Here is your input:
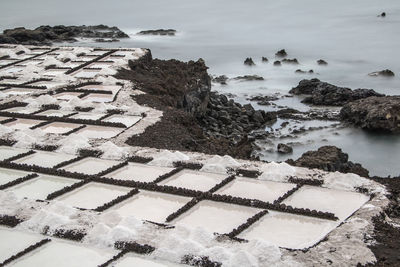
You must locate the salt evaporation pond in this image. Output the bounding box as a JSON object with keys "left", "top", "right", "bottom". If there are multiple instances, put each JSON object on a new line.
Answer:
{"left": 115, "top": 254, "right": 182, "bottom": 267}
{"left": 36, "top": 110, "right": 75, "bottom": 117}
{"left": 105, "top": 162, "right": 174, "bottom": 182}
{"left": 7, "top": 174, "right": 79, "bottom": 200}
{"left": 61, "top": 157, "right": 120, "bottom": 175}
{"left": 70, "top": 112, "right": 105, "bottom": 120}
{"left": 4, "top": 118, "right": 43, "bottom": 130}
{"left": 40, "top": 122, "right": 82, "bottom": 134}
{"left": 0, "top": 146, "right": 28, "bottom": 161}
{"left": 238, "top": 211, "right": 338, "bottom": 249}
{"left": 282, "top": 185, "right": 370, "bottom": 220}
{"left": 75, "top": 125, "right": 123, "bottom": 139}
{"left": 81, "top": 93, "right": 114, "bottom": 103}
{"left": 160, "top": 170, "right": 227, "bottom": 192}
{"left": 0, "top": 168, "right": 31, "bottom": 186}
{"left": 4, "top": 107, "right": 40, "bottom": 114}
{"left": 14, "top": 150, "right": 76, "bottom": 168}
{"left": 173, "top": 200, "right": 261, "bottom": 234}
{"left": 103, "top": 114, "right": 142, "bottom": 127}
{"left": 56, "top": 182, "right": 131, "bottom": 210}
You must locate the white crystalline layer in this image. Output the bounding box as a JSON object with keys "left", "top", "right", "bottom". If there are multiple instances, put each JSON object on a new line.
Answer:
{"left": 4, "top": 119, "right": 43, "bottom": 130}
{"left": 56, "top": 182, "right": 131, "bottom": 210}
{"left": 160, "top": 170, "right": 226, "bottom": 191}
{"left": 0, "top": 146, "right": 28, "bottom": 161}
{"left": 0, "top": 227, "right": 43, "bottom": 263}
{"left": 238, "top": 211, "right": 338, "bottom": 249}
{"left": 115, "top": 254, "right": 182, "bottom": 267}
{"left": 7, "top": 174, "right": 79, "bottom": 200}
{"left": 103, "top": 114, "right": 142, "bottom": 127}
{"left": 106, "top": 163, "right": 174, "bottom": 182}
{"left": 259, "top": 162, "right": 296, "bottom": 182}
{"left": 40, "top": 122, "right": 82, "bottom": 134}
{"left": 110, "top": 190, "right": 191, "bottom": 223}
{"left": 216, "top": 178, "right": 297, "bottom": 203}
{"left": 70, "top": 112, "right": 105, "bottom": 120}
{"left": 282, "top": 185, "right": 370, "bottom": 220}
{"left": 10, "top": 239, "right": 116, "bottom": 267}
{"left": 13, "top": 150, "right": 76, "bottom": 168}
{"left": 35, "top": 110, "right": 74, "bottom": 117}
{"left": 3, "top": 107, "right": 40, "bottom": 114}
{"left": 173, "top": 200, "right": 261, "bottom": 234}
{"left": 61, "top": 157, "right": 120, "bottom": 175}
{"left": 0, "top": 168, "right": 31, "bottom": 186}
{"left": 75, "top": 125, "right": 123, "bottom": 139}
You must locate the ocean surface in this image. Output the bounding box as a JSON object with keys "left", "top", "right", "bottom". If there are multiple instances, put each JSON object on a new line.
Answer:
{"left": 1, "top": 0, "right": 399, "bottom": 176}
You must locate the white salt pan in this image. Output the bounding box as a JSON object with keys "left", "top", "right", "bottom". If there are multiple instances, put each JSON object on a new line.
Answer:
{"left": 160, "top": 170, "right": 227, "bottom": 192}
{"left": 14, "top": 150, "right": 76, "bottom": 168}
{"left": 61, "top": 157, "right": 120, "bottom": 175}
{"left": 103, "top": 114, "right": 141, "bottom": 127}
{"left": 106, "top": 162, "right": 174, "bottom": 182}
{"left": 0, "top": 146, "right": 28, "bottom": 161}
{"left": 0, "top": 168, "right": 31, "bottom": 186}
{"left": 40, "top": 122, "right": 82, "bottom": 134}
{"left": 4, "top": 119, "right": 43, "bottom": 130}
{"left": 75, "top": 125, "right": 123, "bottom": 139}
{"left": 115, "top": 253, "right": 182, "bottom": 267}
{"left": 70, "top": 112, "right": 104, "bottom": 120}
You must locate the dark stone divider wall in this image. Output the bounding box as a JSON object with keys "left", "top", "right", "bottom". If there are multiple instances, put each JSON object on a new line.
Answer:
{"left": 0, "top": 238, "right": 51, "bottom": 266}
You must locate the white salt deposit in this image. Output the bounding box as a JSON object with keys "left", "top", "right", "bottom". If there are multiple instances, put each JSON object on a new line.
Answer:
{"left": 81, "top": 93, "right": 115, "bottom": 103}
{"left": 74, "top": 125, "right": 123, "bottom": 139}
{"left": 323, "top": 172, "right": 372, "bottom": 191}
{"left": 3, "top": 106, "right": 40, "bottom": 114}
{"left": 105, "top": 162, "right": 173, "bottom": 183}
{"left": 13, "top": 150, "right": 76, "bottom": 168}
{"left": 57, "top": 133, "right": 91, "bottom": 154}
{"left": 69, "top": 112, "right": 104, "bottom": 120}
{"left": 54, "top": 92, "right": 83, "bottom": 101}
{"left": 150, "top": 151, "right": 190, "bottom": 167}
{"left": 4, "top": 119, "right": 43, "bottom": 130}
{"left": 60, "top": 157, "right": 120, "bottom": 175}
{"left": 160, "top": 170, "right": 227, "bottom": 192}
{"left": 103, "top": 114, "right": 141, "bottom": 127}
{"left": 99, "top": 141, "right": 128, "bottom": 160}
{"left": 114, "top": 253, "right": 182, "bottom": 267}
{"left": 0, "top": 168, "right": 31, "bottom": 186}
{"left": 0, "top": 146, "right": 28, "bottom": 161}
{"left": 40, "top": 122, "right": 82, "bottom": 134}
{"left": 200, "top": 155, "right": 241, "bottom": 174}
{"left": 259, "top": 162, "right": 296, "bottom": 182}
{"left": 35, "top": 110, "right": 74, "bottom": 117}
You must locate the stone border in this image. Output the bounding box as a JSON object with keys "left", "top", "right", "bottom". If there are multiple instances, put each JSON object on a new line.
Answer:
{"left": 0, "top": 173, "right": 38, "bottom": 190}
{"left": 173, "top": 161, "right": 203, "bottom": 170}
{"left": 94, "top": 188, "right": 139, "bottom": 212}
{"left": 0, "top": 215, "right": 23, "bottom": 227}
{"left": 114, "top": 241, "right": 155, "bottom": 254}
{"left": 0, "top": 238, "right": 51, "bottom": 266}
{"left": 46, "top": 179, "right": 90, "bottom": 201}
{"left": 227, "top": 210, "right": 269, "bottom": 238}
{"left": 273, "top": 184, "right": 303, "bottom": 204}
{"left": 0, "top": 48, "right": 58, "bottom": 70}
{"left": 182, "top": 255, "right": 222, "bottom": 267}
{"left": 65, "top": 50, "right": 116, "bottom": 74}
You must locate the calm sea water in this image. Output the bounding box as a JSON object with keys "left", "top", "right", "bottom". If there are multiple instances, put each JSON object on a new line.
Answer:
{"left": 1, "top": 0, "right": 399, "bottom": 176}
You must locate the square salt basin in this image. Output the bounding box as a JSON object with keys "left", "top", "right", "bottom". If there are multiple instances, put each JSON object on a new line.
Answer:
{"left": 10, "top": 239, "right": 115, "bottom": 267}
{"left": 56, "top": 182, "right": 131, "bottom": 210}
{"left": 238, "top": 211, "right": 338, "bottom": 249}
{"left": 282, "top": 185, "right": 370, "bottom": 220}
{"left": 0, "top": 168, "right": 31, "bottom": 186}
{"left": 13, "top": 150, "right": 76, "bottom": 168}
{"left": 105, "top": 162, "right": 174, "bottom": 183}
{"left": 115, "top": 254, "right": 182, "bottom": 267}
{"left": 40, "top": 122, "right": 82, "bottom": 134}
{"left": 0, "top": 227, "right": 44, "bottom": 263}
{"left": 70, "top": 112, "right": 105, "bottom": 120}
{"left": 4, "top": 118, "right": 44, "bottom": 130}
{"left": 216, "top": 178, "right": 297, "bottom": 203}
{"left": 75, "top": 125, "right": 123, "bottom": 139}
{"left": 3, "top": 106, "right": 40, "bottom": 114}
{"left": 0, "top": 146, "right": 28, "bottom": 161}
{"left": 81, "top": 93, "right": 114, "bottom": 103}
{"left": 3, "top": 88, "right": 37, "bottom": 96}
{"left": 36, "top": 110, "right": 74, "bottom": 117}
{"left": 53, "top": 92, "right": 83, "bottom": 101}
{"left": 173, "top": 200, "right": 261, "bottom": 234}
{"left": 60, "top": 157, "right": 120, "bottom": 175}
{"left": 110, "top": 190, "right": 191, "bottom": 223}
{"left": 103, "top": 114, "right": 141, "bottom": 127}
{"left": 159, "top": 169, "right": 227, "bottom": 192}
{"left": 7, "top": 174, "right": 79, "bottom": 200}
{"left": 73, "top": 69, "right": 100, "bottom": 78}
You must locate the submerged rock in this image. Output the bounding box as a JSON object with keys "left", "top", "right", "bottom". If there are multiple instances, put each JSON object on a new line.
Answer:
{"left": 317, "top": 59, "right": 328, "bottom": 65}
{"left": 340, "top": 96, "right": 400, "bottom": 133}
{"left": 137, "top": 29, "right": 176, "bottom": 36}
{"left": 233, "top": 75, "right": 264, "bottom": 81}
{"left": 289, "top": 145, "right": 369, "bottom": 177}
{"left": 290, "top": 78, "right": 384, "bottom": 106}
{"left": 379, "top": 12, "right": 386, "bottom": 17}
{"left": 247, "top": 95, "right": 279, "bottom": 105}
{"left": 282, "top": 58, "right": 299, "bottom": 64}
{"left": 277, "top": 143, "right": 293, "bottom": 154}
{"left": 275, "top": 49, "right": 287, "bottom": 58}
{"left": 244, "top": 57, "right": 255, "bottom": 66}
{"left": 368, "top": 69, "right": 395, "bottom": 77}
{"left": 273, "top": 60, "right": 281, "bottom": 66}
{"left": 212, "top": 75, "right": 229, "bottom": 85}
{"left": 262, "top": 57, "right": 269, "bottom": 62}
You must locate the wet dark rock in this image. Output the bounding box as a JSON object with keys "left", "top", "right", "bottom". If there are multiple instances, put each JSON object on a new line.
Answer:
{"left": 137, "top": 29, "right": 176, "bottom": 36}
{"left": 296, "top": 69, "right": 314, "bottom": 74}
{"left": 277, "top": 143, "right": 293, "bottom": 154}
{"left": 0, "top": 25, "right": 129, "bottom": 45}
{"left": 94, "top": 38, "right": 119, "bottom": 43}
{"left": 244, "top": 57, "right": 255, "bottom": 66}
{"left": 340, "top": 96, "right": 400, "bottom": 133}
{"left": 379, "top": 12, "right": 386, "bottom": 17}
{"left": 290, "top": 78, "right": 384, "bottom": 106}
{"left": 282, "top": 58, "right": 299, "bottom": 64}
{"left": 290, "top": 145, "right": 370, "bottom": 177}
{"left": 247, "top": 95, "right": 279, "bottom": 105}
{"left": 368, "top": 69, "right": 395, "bottom": 77}
{"left": 275, "top": 49, "right": 287, "bottom": 57}
{"left": 212, "top": 75, "right": 229, "bottom": 85}
{"left": 273, "top": 60, "right": 281, "bottom": 66}
{"left": 317, "top": 59, "right": 328, "bottom": 65}
{"left": 233, "top": 75, "right": 264, "bottom": 81}
{"left": 262, "top": 57, "right": 269, "bottom": 62}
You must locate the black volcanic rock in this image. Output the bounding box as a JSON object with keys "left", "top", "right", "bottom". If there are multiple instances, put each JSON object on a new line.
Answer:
{"left": 137, "top": 29, "right": 176, "bottom": 36}
{"left": 368, "top": 69, "right": 395, "bottom": 77}
{"left": 233, "top": 75, "right": 264, "bottom": 81}
{"left": 275, "top": 49, "right": 287, "bottom": 57}
{"left": 277, "top": 143, "right": 293, "bottom": 154}
{"left": 273, "top": 61, "right": 281, "bottom": 66}
{"left": 262, "top": 57, "right": 269, "bottom": 62}
{"left": 244, "top": 58, "right": 255, "bottom": 66}
{"left": 290, "top": 78, "right": 384, "bottom": 106}
{"left": 317, "top": 59, "right": 328, "bottom": 65}
{"left": 282, "top": 58, "right": 299, "bottom": 64}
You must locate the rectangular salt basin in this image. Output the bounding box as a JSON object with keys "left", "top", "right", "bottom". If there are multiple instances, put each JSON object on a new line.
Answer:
{"left": 70, "top": 112, "right": 105, "bottom": 120}
{"left": 0, "top": 227, "right": 43, "bottom": 263}
{"left": 81, "top": 93, "right": 114, "bottom": 103}
{"left": 3, "top": 88, "right": 37, "bottom": 96}
{"left": 73, "top": 70, "right": 100, "bottom": 78}
{"left": 0, "top": 146, "right": 28, "bottom": 161}
{"left": 61, "top": 157, "right": 120, "bottom": 175}
{"left": 160, "top": 170, "right": 227, "bottom": 192}
{"left": 75, "top": 125, "right": 123, "bottom": 139}
{"left": 3, "top": 106, "right": 40, "bottom": 114}
{"left": 115, "top": 254, "right": 182, "bottom": 267}
{"left": 54, "top": 92, "right": 83, "bottom": 101}
{"left": 57, "top": 182, "right": 131, "bottom": 210}
{"left": 103, "top": 114, "right": 141, "bottom": 127}
{"left": 13, "top": 150, "right": 76, "bottom": 168}
{"left": 0, "top": 168, "right": 31, "bottom": 186}
{"left": 4, "top": 118, "right": 44, "bottom": 130}
{"left": 238, "top": 211, "right": 338, "bottom": 249}
{"left": 10, "top": 239, "right": 116, "bottom": 267}
{"left": 173, "top": 200, "right": 261, "bottom": 234}
{"left": 105, "top": 162, "right": 174, "bottom": 183}
{"left": 7, "top": 174, "right": 79, "bottom": 200}
{"left": 40, "top": 122, "right": 82, "bottom": 134}
{"left": 2, "top": 66, "right": 24, "bottom": 73}
{"left": 36, "top": 110, "right": 74, "bottom": 117}
{"left": 110, "top": 190, "right": 191, "bottom": 223}
{"left": 44, "top": 69, "right": 66, "bottom": 76}
{"left": 282, "top": 185, "right": 370, "bottom": 220}
{"left": 216, "top": 178, "right": 297, "bottom": 203}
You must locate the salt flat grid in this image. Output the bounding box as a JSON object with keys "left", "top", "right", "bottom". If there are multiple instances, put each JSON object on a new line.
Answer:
{"left": 0, "top": 45, "right": 372, "bottom": 265}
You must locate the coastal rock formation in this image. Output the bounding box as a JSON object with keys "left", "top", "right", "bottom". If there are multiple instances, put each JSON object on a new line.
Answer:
{"left": 282, "top": 58, "right": 299, "bottom": 64}
{"left": 273, "top": 61, "right": 281, "bottom": 66}
{"left": 247, "top": 95, "right": 279, "bottom": 105}
{"left": 277, "top": 143, "right": 293, "bottom": 154}
{"left": 288, "top": 145, "right": 369, "bottom": 177}
{"left": 212, "top": 75, "right": 229, "bottom": 85}
{"left": 290, "top": 78, "right": 384, "bottom": 106}
{"left": 317, "top": 59, "right": 328, "bottom": 65}
{"left": 137, "top": 29, "right": 176, "bottom": 36}
{"left": 233, "top": 75, "right": 264, "bottom": 81}
{"left": 0, "top": 25, "right": 129, "bottom": 45}
{"left": 262, "top": 57, "right": 269, "bottom": 62}
{"left": 340, "top": 96, "right": 400, "bottom": 133}
{"left": 244, "top": 58, "right": 255, "bottom": 66}
{"left": 368, "top": 69, "right": 395, "bottom": 77}
{"left": 275, "top": 49, "right": 287, "bottom": 57}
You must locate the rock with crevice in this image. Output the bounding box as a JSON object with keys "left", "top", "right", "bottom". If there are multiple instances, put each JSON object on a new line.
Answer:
{"left": 368, "top": 69, "right": 395, "bottom": 77}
